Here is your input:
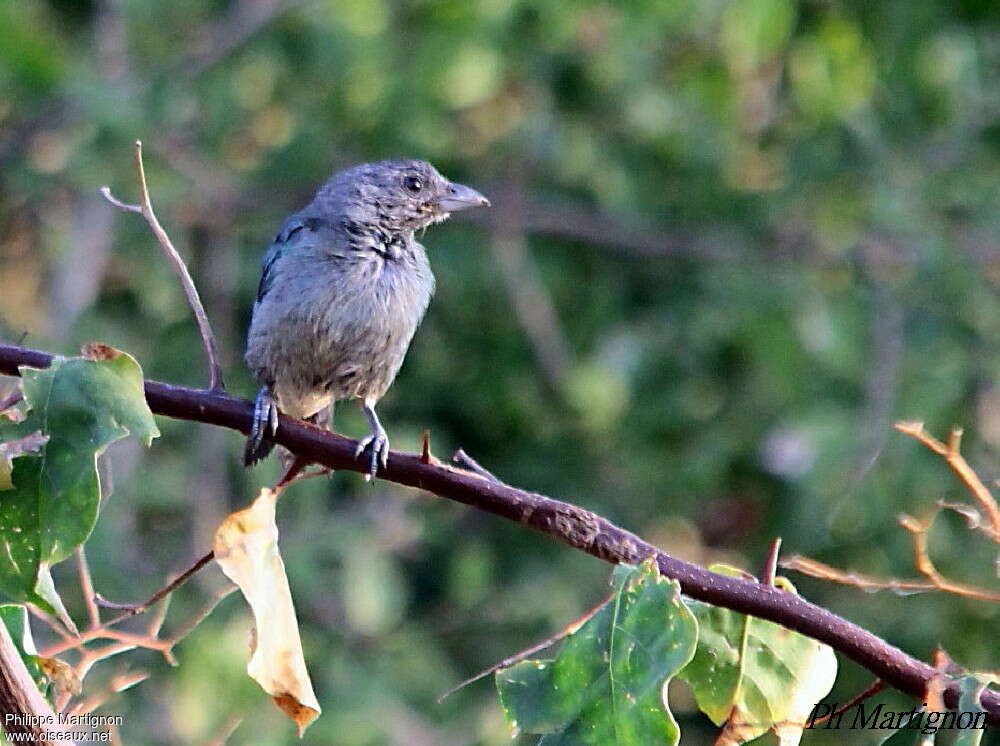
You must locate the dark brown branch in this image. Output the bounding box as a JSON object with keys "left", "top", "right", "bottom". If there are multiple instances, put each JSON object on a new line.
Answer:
{"left": 0, "top": 342, "right": 997, "bottom": 723}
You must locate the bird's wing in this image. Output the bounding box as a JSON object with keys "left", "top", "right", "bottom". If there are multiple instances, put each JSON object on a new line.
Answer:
{"left": 256, "top": 215, "right": 331, "bottom": 302}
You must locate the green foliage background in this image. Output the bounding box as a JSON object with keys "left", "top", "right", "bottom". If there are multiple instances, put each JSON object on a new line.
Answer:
{"left": 2, "top": 0, "right": 1000, "bottom": 743}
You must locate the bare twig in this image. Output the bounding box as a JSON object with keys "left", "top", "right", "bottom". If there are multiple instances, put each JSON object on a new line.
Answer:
{"left": 895, "top": 422, "right": 1000, "bottom": 540}
{"left": 177, "top": 0, "right": 302, "bottom": 79}
{"left": 1, "top": 342, "right": 998, "bottom": 723}
{"left": 488, "top": 175, "right": 572, "bottom": 393}
{"left": 898, "top": 513, "right": 1000, "bottom": 602}
{"left": 452, "top": 448, "right": 501, "bottom": 483}
{"left": 27, "top": 604, "right": 74, "bottom": 642}
{"left": 206, "top": 715, "right": 244, "bottom": 746}
{"left": 67, "top": 670, "right": 150, "bottom": 716}
{"left": 784, "top": 510, "right": 1000, "bottom": 603}
{"left": 0, "top": 389, "right": 23, "bottom": 413}
{"left": 76, "top": 547, "right": 101, "bottom": 629}
{"left": 101, "top": 141, "right": 224, "bottom": 391}
{"left": 808, "top": 679, "right": 886, "bottom": 727}
{"left": 781, "top": 555, "right": 937, "bottom": 595}
{"left": 96, "top": 550, "right": 216, "bottom": 620}
{"left": 40, "top": 549, "right": 226, "bottom": 670}
{"left": 438, "top": 591, "right": 614, "bottom": 703}
{"left": 786, "top": 424, "right": 1000, "bottom": 603}
{"left": 42, "top": 584, "right": 236, "bottom": 673}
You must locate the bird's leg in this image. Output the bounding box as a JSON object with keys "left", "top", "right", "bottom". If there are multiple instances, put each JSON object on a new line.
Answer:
{"left": 244, "top": 385, "right": 279, "bottom": 466}
{"left": 278, "top": 404, "right": 335, "bottom": 485}
{"left": 354, "top": 397, "right": 389, "bottom": 480}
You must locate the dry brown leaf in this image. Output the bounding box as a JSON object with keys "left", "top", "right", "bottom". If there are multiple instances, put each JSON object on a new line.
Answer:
{"left": 38, "top": 656, "right": 82, "bottom": 697}
{"left": 213, "top": 488, "right": 320, "bottom": 737}
{"left": 81, "top": 343, "right": 125, "bottom": 362}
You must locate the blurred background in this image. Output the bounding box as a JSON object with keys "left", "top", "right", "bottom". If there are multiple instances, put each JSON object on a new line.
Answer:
{"left": 2, "top": 0, "right": 1000, "bottom": 743}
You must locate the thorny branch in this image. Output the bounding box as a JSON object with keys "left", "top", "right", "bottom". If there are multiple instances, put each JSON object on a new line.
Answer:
{"left": 101, "top": 140, "right": 224, "bottom": 391}
{"left": 1, "top": 342, "right": 997, "bottom": 723}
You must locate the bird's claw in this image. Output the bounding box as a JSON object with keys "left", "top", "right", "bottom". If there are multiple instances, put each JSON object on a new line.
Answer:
{"left": 354, "top": 428, "right": 389, "bottom": 481}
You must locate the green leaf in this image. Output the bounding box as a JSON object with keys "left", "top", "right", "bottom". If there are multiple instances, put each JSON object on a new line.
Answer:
{"left": 0, "top": 430, "right": 48, "bottom": 491}
{"left": 953, "top": 674, "right": 993, "bottom": 746}
{"left": 0, "top": 347, "right": 158, "bottom": 615}
{"left": 496, "top": 560, "right": 698, "bottom": 745}
{"left": 678, "top": 564, "right": 838, "bottom": 745}
{"left": 0, "top": 604, "right": 48, "bottom": 695}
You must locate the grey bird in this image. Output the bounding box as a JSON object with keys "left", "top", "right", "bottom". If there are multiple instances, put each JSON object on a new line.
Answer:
{"left": 243, "top": 159, "right": 489, "bottom": 476}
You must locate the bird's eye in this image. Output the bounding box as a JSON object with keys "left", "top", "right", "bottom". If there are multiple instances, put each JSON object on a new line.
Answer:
{"left": 403, "top": 175, "right": 423, "bottom": 193}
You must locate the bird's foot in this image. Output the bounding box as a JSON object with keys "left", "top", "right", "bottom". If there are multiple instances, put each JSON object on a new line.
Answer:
{"left": 244, "top": 387, "right": 279, "bottom": 466}
{"left": 354, "top": 426, "right": 389, "bottom": 481}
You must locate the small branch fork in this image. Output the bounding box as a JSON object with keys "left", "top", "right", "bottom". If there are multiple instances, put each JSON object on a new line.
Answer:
{"left": 1, "top": 344, "right": 999, "bottom": 724}
{"left": 895, "top": 422, "right": 1000, "bottom": 538}
{"left": 783, "top": 422, "right": 1000, "bottom": 602}
{"left": 101, "top": 140, "right": 224, "bottom": 392}
{"left": 29, "top": 547, "right": 234, "bottom": 715}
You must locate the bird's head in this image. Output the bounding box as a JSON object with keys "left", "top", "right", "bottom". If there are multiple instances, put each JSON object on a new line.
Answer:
{"left": 326, "top": 159, "right": 490, "bottom": 236}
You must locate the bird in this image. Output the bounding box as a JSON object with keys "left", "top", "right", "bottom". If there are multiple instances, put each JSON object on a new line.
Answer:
{"left": 243, "top": 159, "right": 490, "bottom": 477}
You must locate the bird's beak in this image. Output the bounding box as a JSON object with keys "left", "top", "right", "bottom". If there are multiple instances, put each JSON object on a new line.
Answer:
{"left": 437, "top": 182, "right": 490, "bottom": 212}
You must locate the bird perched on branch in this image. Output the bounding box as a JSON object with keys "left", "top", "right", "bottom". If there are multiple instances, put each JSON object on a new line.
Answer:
{"left": 243, "top": 159, "right": 489, "bottom": 477}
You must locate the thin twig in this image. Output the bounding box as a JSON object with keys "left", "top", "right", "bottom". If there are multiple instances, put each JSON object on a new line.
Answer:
{"left": 489, "top": 171, "right": 572, "bottom": 393}
{"left": 784, "top": 514, "right": 1000, "bottom": 603}
{"left": 27, "top": 604, "right": 74, "bottom": 642}
{"left": 76, "top": 547, "right": 101, "bottom": 629}
{"left": 452, "top": 449, "right": 501, "bottom": 483}
{"left": 808, "top": 679, "right": 886, "bottom": 726}
{"left": 67, "top": 670, "right": 150, "bottom": 716}
{"left": 895, "top": 422, "right": 1000, "bottom": 540}
{"left": 206, "top": 715, "right": 244, "bottom": 746}
{"left": 97, "top": 550, "right": 216, "bottom": 620}
{"left": 898, "top": 513, "right": 1000, "bottom": 602}
{"left": 437, "top": 591, "right": 613, "bottom": 703}
{"left": 42, "top": 584, "right": 235, "bottom": 668}
{"left": 0, "top": 389, "right": 24, "bottom": 413}
{"left": 101, "top": 141, "right": 224, "bottom": 391}
{"left": 781, "top": 555, "right": 937, "bottom": 594}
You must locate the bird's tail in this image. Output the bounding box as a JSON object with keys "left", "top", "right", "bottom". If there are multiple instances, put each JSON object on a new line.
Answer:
{"left": 243, "top": 436, "right": 277, "bottom": 466}
{"left": 244, "top": 386, "right": 279, "bottom": 466}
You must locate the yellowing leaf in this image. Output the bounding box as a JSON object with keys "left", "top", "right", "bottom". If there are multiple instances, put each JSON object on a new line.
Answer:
{"left": 38, "top": 656, "right": 81, "bottom": 698}
{"left": 213, "top": 488, "right": 320, "bottom": 737}
{"left": 680, "top": 565, "right": 838, "bottom": 745}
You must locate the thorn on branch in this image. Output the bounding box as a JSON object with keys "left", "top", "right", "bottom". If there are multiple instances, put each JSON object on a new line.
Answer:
{"left": 452, "top": 448, "right": 501, "bottom": 483}
{"left": 762, "top": 537, "right": 782, "bottom": 587}
{"left": 101, "top": 140, "right": 225, "bottom": 392}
